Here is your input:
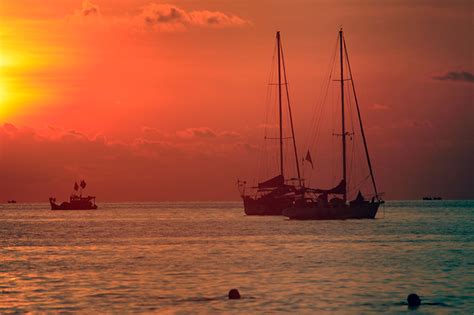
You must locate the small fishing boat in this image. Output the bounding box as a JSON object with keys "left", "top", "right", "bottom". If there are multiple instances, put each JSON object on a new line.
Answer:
{"left": 50, "top": 180, "right": 98, "bottom": 210}
{"left": 7, "top": 200, "right": 17, "bottom": 203}
{"left": 283, "top": 29, "right": 383, "bottom": 220}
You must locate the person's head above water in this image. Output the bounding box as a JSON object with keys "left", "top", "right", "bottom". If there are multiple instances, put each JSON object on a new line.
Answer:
{"left": 228, "top": 289, "right": 241, "bottom": 300}
{"left": 407, "top": 293, "right": 421, "bottom": 307}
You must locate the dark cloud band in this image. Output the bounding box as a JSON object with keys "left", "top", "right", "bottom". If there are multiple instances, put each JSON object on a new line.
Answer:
{"left": 433, "top": 71, "right": 474, "bottom": 83}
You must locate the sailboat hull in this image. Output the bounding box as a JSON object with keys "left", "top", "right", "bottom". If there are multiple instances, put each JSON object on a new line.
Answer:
{"left": 243, "top": 196, "right": 293, "bottom": 216}
{"left": 282, "top": 202, "right": 380, "bottom": 220}
{"left": 50, "top": 199, "right": 98, "bottom": 210}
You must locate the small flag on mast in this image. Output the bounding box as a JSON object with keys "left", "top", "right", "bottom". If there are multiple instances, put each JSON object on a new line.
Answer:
{"left": 304, "top": 150, "right": 314, "bottom": 169}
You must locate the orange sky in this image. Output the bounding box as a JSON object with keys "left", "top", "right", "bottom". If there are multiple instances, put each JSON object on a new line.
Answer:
{"left": 1, "top": 0, "right": 473, "bottom": 201}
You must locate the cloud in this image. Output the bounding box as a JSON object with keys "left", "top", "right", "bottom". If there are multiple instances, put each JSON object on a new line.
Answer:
{"left": 66, "top": 2, "right": 249, "bottom": 31}
{"left": 140, "top": 3, "right": 249, "bottom": 30}
{"left": 176, "top": 127, "right": 217, "bottom": 139}
{"left": 141, "top": 126, "right": 169, "bottom": 140}
{"left": 433, "top": 71, "right": 474, "bottom": 83}
{"left": 220, "top": 131, "right": 241, "bottom": 140}
{"left": 0, "top": 124, "right": 254, "bottom": 201}
{"left": 3, "top": 123, "right": 18, "bottom": 134}
{"left": 188, "top": 10, "right": 249, "bottom": 27}
{"left": 80, "top": 0, "right": 101, "bottom": 17}
{"left": 143, "top": 4, "right": 185, "bottom": 24}
{"left": 175, "top": 127, "right": 242, "bottom": 142}
{"left": 68, "top": 0, "right": 102, "bottom": 23}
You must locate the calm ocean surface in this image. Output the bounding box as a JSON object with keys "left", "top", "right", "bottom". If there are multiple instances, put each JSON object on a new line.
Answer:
{"left": 1, "top": 200, "right": 473, "bottom": 314}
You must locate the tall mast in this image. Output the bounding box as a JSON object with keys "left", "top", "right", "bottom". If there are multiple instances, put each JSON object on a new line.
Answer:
{"left": 343, "top": 37, "right": 379, "bottom": 199}
{"left": 339, "top": 28, "right": 347, "bottom": 202}
{"left": 277, "top": 31, "right": 284, "bottom": 177}
{"left": 280, "top": 39, "right": 302, "bottom": 184}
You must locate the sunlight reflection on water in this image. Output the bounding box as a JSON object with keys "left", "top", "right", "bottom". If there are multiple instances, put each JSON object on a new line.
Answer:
{"left": 1, "top": 201, "right": 473, "bottom": 313}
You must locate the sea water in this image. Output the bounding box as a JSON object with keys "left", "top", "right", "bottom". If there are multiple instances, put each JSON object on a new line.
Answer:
{"left": 1, "top": 201, "right": 473, "bottom": 314}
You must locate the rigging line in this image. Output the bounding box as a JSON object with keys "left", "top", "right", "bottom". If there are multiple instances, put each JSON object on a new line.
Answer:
{"left": 311, "top": 58, "right": 334, "bottom": 148}
{"left": 263, "top": 40, "right": 278, "bottom": 139}
{"left": 347, "top": 175, "right": 370, "bottom": 193}
{"left": 308, "top": 40, "right": 338, "bottom": 172}
{"left": 308, "top": 38, "right": 338, "bottom": 150}
{"left": 331, "top": 88, "right": 339, "bottom": 186}
{"left": 312, "top": 35, "right": 338, "bottom": 137}
{"left": 258, "top": 38, "right": 278, "bottom": 182}
{"left": 265, "top": 137, "right": 294, "bottom": 140}
{"left": 308, "top": 58, "right": 335, "bottom": 184}
{"left": 348, "top": 119, "right": 357, "bottom": 195}
{"left": 345, "top": 59, "right": 355, "bottom": 135}
{"left": 271, "top": 76, "right": 280, "bottom": 175}
{"left": 279, "top": 37, "right": 302, "bottom": 184}
{"left": 305, "top": 36, "right": 338, "bottom": 152}
{"left": 345, "top": 58, "right": 356, "bottom": 195}
{"left": 343, "top": 36, "right": 380, "bottom": 199}
{"left": 270, "top": 96, "right": 279, "bottom": 177}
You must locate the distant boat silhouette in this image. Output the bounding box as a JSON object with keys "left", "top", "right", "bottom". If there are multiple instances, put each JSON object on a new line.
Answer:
{"left": 423, "top": 196, "right": 442, "bottom": 200}
{"left": 7, "top": 200, "right": 17, "bottom": 203}
{"left": 238, "top": 31, "right": 303, "bottom": 215}
{"left": 50, "top": 180, "right": 98, "bottom": 210}
{"left": 283, "top": 29, "right": 383, "bottom": 220}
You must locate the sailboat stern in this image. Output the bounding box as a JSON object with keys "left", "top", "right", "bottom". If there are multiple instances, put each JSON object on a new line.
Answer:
{"left": 242, "top": 195, "right": 292, "bottom": 216}
{"left": 282, "top": 202, "right": 380, "bottom": 220}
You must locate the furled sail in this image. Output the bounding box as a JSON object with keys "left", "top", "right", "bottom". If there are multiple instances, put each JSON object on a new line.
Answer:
{"left": 258, "top": 175, "right": 285, "bottom": 189}
{"left": 311, "top": 179, "right": 346, "bottom": 194}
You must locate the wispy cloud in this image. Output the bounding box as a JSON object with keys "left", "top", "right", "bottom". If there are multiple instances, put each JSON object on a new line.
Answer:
{"left": 67, "top": 2, "right": 249, "bottom": 31}
{"left": 433, "top": 71, "right": 474, "bottom": 83}
{"left": 140, "top": 3, "right": 249, "bottom": 31}
{"left": 81, "top": 0, "right": 100, "bottom": 17}
{"left": 176, "top": 127, "right": 217, "bottom": 139}
{"left": 67, "top": 0, "right": 102, "bottom": 24}
{"left": 70, "top": 0, "right": 101, "bottom": 18}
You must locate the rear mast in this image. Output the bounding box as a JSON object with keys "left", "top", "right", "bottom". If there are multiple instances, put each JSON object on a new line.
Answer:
{"left": 277, "top": 31, "right": 284, "bottom": 177}
{"left": 339, "top": 28, "right": 347, "bottom": 202}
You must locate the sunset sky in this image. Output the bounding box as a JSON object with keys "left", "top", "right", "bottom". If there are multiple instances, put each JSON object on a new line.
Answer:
{"left": 1, "top": 0, "right": 472, "bottom": 201}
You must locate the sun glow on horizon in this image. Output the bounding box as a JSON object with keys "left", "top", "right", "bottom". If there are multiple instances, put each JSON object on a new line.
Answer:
{"left": 0, "top": 53, "right": 41, "bottom": 119}
{"left": 0, "top": 21, "right": 66, "bottom": 119}
{"left": 0, "top": 53, "right": 17, "bottom": 118}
